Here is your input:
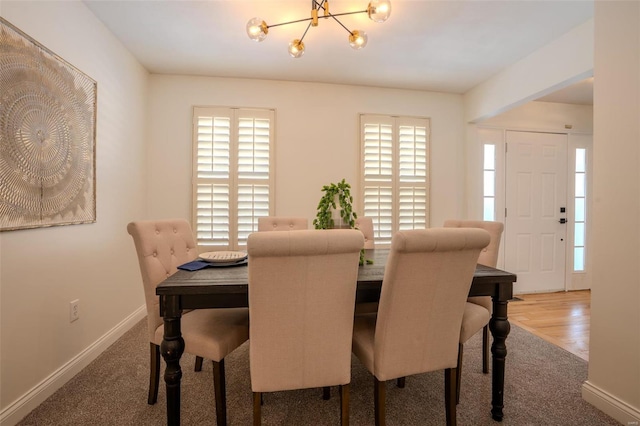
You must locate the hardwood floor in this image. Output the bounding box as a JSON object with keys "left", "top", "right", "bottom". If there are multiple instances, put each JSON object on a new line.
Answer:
{"left": 508, "top": 290, "right": 590, "bottom": 361}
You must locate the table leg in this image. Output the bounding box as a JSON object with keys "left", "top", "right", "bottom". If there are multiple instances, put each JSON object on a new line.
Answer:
{"left": 489, "top": 296, "right": 510, "bottom": 422}
{"left": 160, "top": 295, "right": 184, "bottom": 426}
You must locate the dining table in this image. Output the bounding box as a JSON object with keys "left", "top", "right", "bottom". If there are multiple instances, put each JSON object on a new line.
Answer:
{"left": 156, "top": 248, "right": 517, "bottom": 425}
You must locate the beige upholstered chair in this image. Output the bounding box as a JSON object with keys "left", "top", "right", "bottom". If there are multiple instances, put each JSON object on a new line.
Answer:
{"left": 352, "top": 228, "right": 490, "bottom": 426}
{"left": 443, "top": 219, "right": 504, "bottom": 403}
{"left": 354, "top": 216, "right": 377, "bottom": 315}
{"left": 127, "top": 219, "right": 249, "bottom": 426}
{"left": 355, "top": 216, "right": 375, "bottom": 249}
{"left": 247, "top": 229, "right": 364, "bottom": 426}
{"left": 257, "top": 216, "right": 308, "bottom": 231}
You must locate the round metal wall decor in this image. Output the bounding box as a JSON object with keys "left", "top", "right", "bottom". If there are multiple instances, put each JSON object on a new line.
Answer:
{"left": 0, "top": 17, "right": 96, "bottom": 231}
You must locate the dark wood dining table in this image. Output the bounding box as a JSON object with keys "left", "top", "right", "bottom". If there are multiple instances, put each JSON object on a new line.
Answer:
{"left": 156, "top": 248, "right": 517, "bottom": 425}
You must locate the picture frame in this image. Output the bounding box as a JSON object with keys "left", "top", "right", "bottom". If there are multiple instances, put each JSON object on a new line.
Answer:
{"left": 0, "top": 17, "right": 97, "bottom": 231}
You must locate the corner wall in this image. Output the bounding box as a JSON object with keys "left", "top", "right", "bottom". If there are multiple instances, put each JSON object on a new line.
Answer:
{"left": 0, "top": 2, "right": 149, "bottom": 424}
{"left": 464, "top": 19, "right": 593, "bottom": 123}
{"left": 583, "top": 2, "right": 640, "bottom": 423}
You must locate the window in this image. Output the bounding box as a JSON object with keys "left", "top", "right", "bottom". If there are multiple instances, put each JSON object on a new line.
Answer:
{"left": 192, "top": 107, "right": 274, "bottom": 250}
{"left": 574, "top": 148, "right": 587, "bottom": 272}
{"left": 360, "top": 114, "right": 430, "bottom": 246}
{"left": 483, "top": 144, "right": 496, "bottom": 220}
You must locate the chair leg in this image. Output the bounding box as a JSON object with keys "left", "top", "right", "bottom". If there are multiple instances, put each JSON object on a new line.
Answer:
{"left": 374, "top": 378, "right": 386, "bottom": 426}
{"left": 212, "top": 360, "right": 227, "bottom": 426}
{"left": 482, "top": 325, "right": 490, "bottom": 374}
{"left": 323, "top": 386, "right": 331, "bottom": 400}
{"left": 340, "top": 384, "right": 350, "bottom": 426}
{"left": 195, "top": 356, "right": 204, "bottom": 372}
{"left": 444, "top": 368, "right": 458, "bottom": 426}
{"left": 253, "top": 392, "right": 262, "bottom": 426}
{"left": 456, "top": 343, "right": 463, "bottom": 404}
{"left": 148, "top": 343, "right": 160, "bottom": 405}
{"left": 396, "top": 377, "right": 405, "bottom": 388}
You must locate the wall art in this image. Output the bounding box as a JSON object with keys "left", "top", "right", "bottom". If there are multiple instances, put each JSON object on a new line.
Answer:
{"left": 0, "top": 17, "right": 97, "bottom": 231}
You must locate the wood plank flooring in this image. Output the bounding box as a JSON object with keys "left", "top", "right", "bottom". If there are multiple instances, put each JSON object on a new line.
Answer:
{"left": 508, "top": 290, "right": 590, "bottom": 361}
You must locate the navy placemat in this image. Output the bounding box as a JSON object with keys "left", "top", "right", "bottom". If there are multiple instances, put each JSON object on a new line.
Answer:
{"left": 178, "top": 258, "right": 248, "bottom": 271}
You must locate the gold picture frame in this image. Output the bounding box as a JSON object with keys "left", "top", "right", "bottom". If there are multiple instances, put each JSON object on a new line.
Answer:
{"left": 0, "top": 17, "right": 97, "bottom": 231}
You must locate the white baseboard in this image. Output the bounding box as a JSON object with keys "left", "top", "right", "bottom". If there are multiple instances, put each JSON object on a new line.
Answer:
{"left": 0, "top": 306, "right": 146, "bottom": 426}
{"left": 582, "top": 380, "right": 640, "bottom": 424}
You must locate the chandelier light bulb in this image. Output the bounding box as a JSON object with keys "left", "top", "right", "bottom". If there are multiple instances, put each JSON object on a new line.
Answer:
{"left": 288, "top": 39, "right": 305, "bottom": 58}
{"left": 246, "top": 17, "right": 268, "bottom": 42}
{"left": 368, "top": 0, "right": 391, "bottom": 23}
{"left": 349, "top": 30, "right": 368, "bottom": 50}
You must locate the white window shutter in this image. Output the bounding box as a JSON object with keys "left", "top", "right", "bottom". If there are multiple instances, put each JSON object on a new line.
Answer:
{"left": 397, "top": 118, "right": 429, "bottom": 230}
{"left": 361, "top": 114, "right": 430, "bottom": 246}
{"left": 193, "top": 107, "right": 274, "bottom": 250}
{"left": 195, "top": 183, "right": 230, "bottom": 246}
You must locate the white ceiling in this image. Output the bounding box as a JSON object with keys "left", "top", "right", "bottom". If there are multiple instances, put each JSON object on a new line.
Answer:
{"left": 84, "top": 0, "right": 594, "bottom": 104}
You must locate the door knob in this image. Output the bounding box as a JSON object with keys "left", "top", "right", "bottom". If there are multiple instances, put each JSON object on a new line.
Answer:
{"left": 559, "top": 218, "right": 567, "bottom": 224}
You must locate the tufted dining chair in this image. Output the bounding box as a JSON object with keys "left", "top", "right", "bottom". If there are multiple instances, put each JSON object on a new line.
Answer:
{"left": 443, "top": 219, "right": 504, "bottom": 403}
{"left": 355, "top": 216, "right": 375, "bottom": 249}
{"left": 257, "top": 216, "right": 308, "bottom": 231}
{"left": 352, "top": 228, "right": 490, "bottom": 426}
{"left": 247, "top": 229, "right": 364, "bottom": 425}
{"left": 127, "top": 219, "right": 249, "bottom": 426}
{"left": 354, "top": 217, "right": 377, "bottom": 315}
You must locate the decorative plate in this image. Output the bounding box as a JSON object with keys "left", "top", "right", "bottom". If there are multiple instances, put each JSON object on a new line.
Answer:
{"left": 199, "top": 251, "right": 248, "bottom": 263}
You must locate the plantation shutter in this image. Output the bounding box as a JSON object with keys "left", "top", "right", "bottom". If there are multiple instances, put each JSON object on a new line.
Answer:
{"left": 236, "top": 113, "right": 271, "bottom": 246}
{"left": 193, "top": 107, "right": 274, "bottom": 249}
{"left": 360, "top": 114, "right": 429, "bottom": 246}
{"left": 398, "top": 117, "right": 429, "bottom": 231}
{"left": 362, "top": 115, "right": 394, "bottom": 245}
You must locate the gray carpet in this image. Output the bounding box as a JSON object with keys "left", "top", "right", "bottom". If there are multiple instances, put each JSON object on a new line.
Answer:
{"left": 18, "top": 319, "right": 619, "bottom": 425}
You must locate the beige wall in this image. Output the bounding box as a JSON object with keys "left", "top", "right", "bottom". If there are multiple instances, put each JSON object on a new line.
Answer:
{"left": 0, "top": 1, "right": 149, "bottom": 422}
{"left": 583, "top": 1, "right": 640, "bottom": 423}
{"left": 464, "top": 19, "right": 593, "bottom": 123}
{"left": 148, "top": 75, "right": 466, "bottom": 228}
{"left": 481, "top": 101, "right": 593, "bottom": 133}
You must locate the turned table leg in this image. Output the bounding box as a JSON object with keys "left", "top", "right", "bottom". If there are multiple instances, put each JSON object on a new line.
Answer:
{"left": 160, "top": 295, "right": 184, "bottom": 426}
{"left": 489, "top": 296, "right": 510, "bottom": 422}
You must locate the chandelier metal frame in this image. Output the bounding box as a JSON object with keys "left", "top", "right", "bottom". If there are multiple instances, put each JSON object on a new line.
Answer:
{"left": 246, "top": 0, "right": 391, "bottom": 58}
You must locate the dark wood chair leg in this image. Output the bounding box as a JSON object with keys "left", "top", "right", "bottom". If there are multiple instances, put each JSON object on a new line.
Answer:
{"left": 195, "top": 356, "right": 204, "bottom": 372}
{"left": 340, "top": 384, "right": 350, "bottom": 426}
{"left": 396, "top": 377, "right": 405, "bottom": 388}
{"left": 148, "top": 343, "right": 160, "bottom": 405}
{"left": 253, "top": 392, "right": 262, "bottom": 426}
{"left": 323, "top": 386, "right": 331, "bottom": 400}
{"left": 374, "top": 378, "right": 386, "bottom": 426}
{"left": 456, "top": 343, "right": 463, "bottom": 404}
{"left": 482, "top": 325, "right": 490, "bottom": 374}
{"left": 445, "top": 368, "right": 457, "bottom": 426}
{"left": 212, "top": 359, "right": 227, "bottom": 426}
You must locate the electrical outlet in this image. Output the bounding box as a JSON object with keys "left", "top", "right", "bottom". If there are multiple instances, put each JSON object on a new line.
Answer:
{"left": 70, "top": 299, "right": 80, "bottom": 322}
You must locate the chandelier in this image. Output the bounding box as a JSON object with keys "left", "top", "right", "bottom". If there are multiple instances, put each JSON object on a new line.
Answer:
{"left": 246, "top": 0, "right": 391, "bottom": 58}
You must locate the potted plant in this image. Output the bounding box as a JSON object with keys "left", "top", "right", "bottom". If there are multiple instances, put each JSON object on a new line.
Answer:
{"left": 313, "top": 178, "right": 357, "bottom": 230}
{"left": 313, "top": 179, "right": 372, "bottom": 264}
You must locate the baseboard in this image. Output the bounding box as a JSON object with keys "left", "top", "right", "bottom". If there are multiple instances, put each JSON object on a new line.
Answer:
{"left": 582, "top": 380, "right": 640, "bottom": 424}
{"left": 0, "top": 306, "right": 146, "bottom": 426}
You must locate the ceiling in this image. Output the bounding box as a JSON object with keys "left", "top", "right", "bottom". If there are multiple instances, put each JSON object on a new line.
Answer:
{"left": 84, "top": 0, "right": 594, "bottom": 104}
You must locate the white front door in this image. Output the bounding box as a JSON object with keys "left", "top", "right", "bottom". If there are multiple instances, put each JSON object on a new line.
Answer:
{"left": 505, "top": 131, "right": 568, "bottom": 293}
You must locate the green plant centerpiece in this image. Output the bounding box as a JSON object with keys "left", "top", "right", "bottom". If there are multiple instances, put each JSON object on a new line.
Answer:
{"left": 313, "top": 179, "right": 372, "bottom": 265}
